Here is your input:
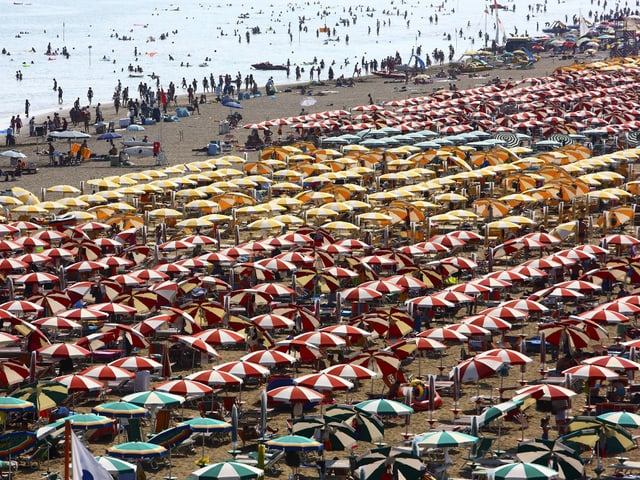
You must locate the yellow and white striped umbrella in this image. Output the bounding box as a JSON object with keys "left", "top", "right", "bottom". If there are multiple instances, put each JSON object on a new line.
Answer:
{"left": 148, "top": 208, "right": 183, "bottom": 219}
{"left": 176, "top": 217, "right": 214, "bottom": 228}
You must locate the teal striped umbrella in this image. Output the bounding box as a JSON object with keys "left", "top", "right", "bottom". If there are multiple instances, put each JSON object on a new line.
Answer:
{"left": 190, "top": 461, "right": 264, "bottom": 480}
{"left": 354, "top": 399, "right": 414, "bottom": 416}
{"left": 265, "top": 434, "right": 323, "bottom": 452}
{"left": 67, "top": 413, "right": 114, "bottom": 430}
{"left": 489, "top": 462, "right": 559, "bottom": 480}
{"left": 0, "top": 397, "right": 35, "bottom": 412}
{"left": 415, "top": 431, "right": 478, "bottom": 448}
{"left": 178, "top": 417, "right": 232, "bottom": 458}
{"left": 106, "top": 441, "right": 168, "bottom": 460}
{"left": 93, "top": 401, "right": 149, "bottom": 418}
{"left": 597, "top": 411, "right": 640, "bottom": 429}
{"left": 121, "top": 391, "right": 184, "bottom": 408}
{"left": 0, "top": 431, "right": 37, "bottom": 459}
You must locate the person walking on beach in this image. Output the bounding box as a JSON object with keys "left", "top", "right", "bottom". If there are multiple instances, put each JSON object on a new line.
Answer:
{"left": 57, "top": 86, "right": 63, "bottom": 104}
{"left": 24, "top": 99, "right": 30, "bottom": 117}
{"left": 87, "top": 87, "right": 93, "bottom": 105}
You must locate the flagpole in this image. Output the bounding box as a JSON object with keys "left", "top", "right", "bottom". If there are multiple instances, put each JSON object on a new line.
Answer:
{"left": 64, "top": 420, "right": 71, "bottom": 480}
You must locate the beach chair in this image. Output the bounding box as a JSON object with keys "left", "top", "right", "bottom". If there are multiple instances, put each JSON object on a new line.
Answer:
{"left": 154, "top": 409, "right": 171, "bottom": 433}
{"left": 263, "top": 449, "right": 285, "bottom": 476}
{"left": 464, "top": 437, "right": 498, "bottom": 468}
{"left": 125, "top": 418, "right": 143, "bottom": 442}
{"left": 18, "top": 444, "right": 49, "bottom": 469}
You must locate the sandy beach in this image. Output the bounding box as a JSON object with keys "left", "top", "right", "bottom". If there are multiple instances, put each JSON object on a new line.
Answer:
{"left": 2, "top": 47, "right": 638, "bottom": 480}
{"left": 2, "top": 53, "right": 585, "bottom": 196}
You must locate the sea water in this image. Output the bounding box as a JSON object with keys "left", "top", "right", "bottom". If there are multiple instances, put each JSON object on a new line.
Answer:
{"left": 0, "top": 0, "right": 607, "bottom": 128}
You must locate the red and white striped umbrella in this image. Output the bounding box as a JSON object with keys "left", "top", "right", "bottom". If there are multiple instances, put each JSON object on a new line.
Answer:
{"left": 158, "top": 240, "right": 196, "bottom": 251}
{"left": 109, "top": 274, "right": 144, "bottom": 287}
{"left": 583, "top": 355, "right": 640, "bottom": 371}
{"left": 483, "top": 270, "right": 527, "bottom": 283}
{"left": 181, "top": 234, "right": 218, "bottom": 246}
{"left": 446, "top": 282, "right": 491, "bottom": 295}
{"left": 319, "top": 325, "right": 371, "bottom": 339}
{"left": 294, "top": 372, "right": 353, "bottom": 391}
{"left": 152, "top": 263, "right": 190, "bottom": 276}
{"left": 514, "top": 384, "right": 578, "bottom": 401}
{"left": 432, "top": 291, "right": 474, "bottom": 304}
{"left": 185, "top": 369, "right": 243, "bottom": 387}
{"left": 479, "top": 348, "right": 532, "bottom": 366}
{"left": 508, "top": 265, "right": 548, "bottom": 279}
{"left": 478, "top": 306, "right": 528, "bottom": 320}
{"left": 444, "top": 323, "right": 490, "bottom": 337}
{"left": 93, "top": 238, "right": 125, "bottom": 249}
{"left": 575, "top": 309, "right": 629, "bottom": 324}
{"left": 554, "top": 248, "right": 596, "bottom": 261}
{"left": 473, "top": 277, "right": 513, "bottom": 289}
{"left": 385, "top": 275, "right": 428, "bottom": 290}
{"left": 31, "top": 230, "right": 66, "bottom": 242}
{"left": 214, "top": 360, "right": 270, "bottom": 379}
{"left": 155, "top": 379, "right": 213, "bottom": 397}
{"left": 254, "top": 258, "right": 297, "bottom": 272}
{"left": 595, "top": 300, "right": 640, "bottom": 315}
{"left": 248, "top": 282, "right": 296, "bottom": 296}
{"left": 14, "top": 272, "right": 59, "bottom": 285}
{"left": 240, "top": 349, "right": 297, "bottom": 367}
{"left": 14, "top": 236, "right": 49, "bottom": 249}
{"left": 360, "top": 255, "right": 397, "bottom": 267}
{"left": 0, "top": 331, "right": 20, "bottom": 346}
{"left": 79, "top": 365, "right": 135, "bottom": 382}
{"left": 453, "top": 355, "right": 504, "bottom": 383}
{"left": 521, "top": 232, "right": 562, "bottom": 245}
{"left": 562, "top": 364, "right": 619, "bottom": 381}
{"left": 418, "top": 327, "right": 467, "bottom": 343}
{"left": 408, "top": 337, "right": 447, "bottom": 352}
{"left": 172, "top": 335, "right": 220, "bottom": 358}
{"left": 340, "top": 287, "right": 383, "bottom": 302}
{"left": 41, "top": 247, "right": 75, "bottom": 260}
{"left": 267, "top": 385, "right": 324, "bottom": 404}
{"left": 109, "top": 356, "right": 163, "bottom": 372}
{"left": 321, "top": 363, "right": 378, "bottom": 380}
{"left": 37, "top": 343, "right": 91, "bottom": 359}
{"left": 335, "top": 239, "right": 370, "bottom": 250}
{"left": 89, "top": 302, "right": 138, "bottom": 316}
{"left": 55, "top": 374, "right": 104, "bottom": 393}
{"left": 197, "top": 252, "right": 235, "bottom": 264}
{"left": 32, "top": 316, "right": 82, "bottom": 330}
{"left": 275, "top": 252, "right": 315, "bottom": 266}
{"left": 0, "top": 360, "right": 29, "bottom": 387}
{"left": 461, "top": 314, "right": 512, "bottom": 332}
{"left": 499, "top": 299, "right": 548, "bottom": 313}
{"left": 250, "top": 314, "right": 295, "bottom": 330}
{"left": 292, "top": 331, "right": 346, "bottom": 348}
{"left": 65, "top": 261, "right": 106, "bottom": 273}
{"left": 601, "top": 234, "right": 640, "bottom": 246}
{"left": 441, "top": 256, "right": 478, "bottom": 271}
{"left": 555, "top": 280, "right": 602, "bottom": 293}
{"left": 324, "top": 267, "right": 359, "bottom": 279}
{"left": 573, "top": 244, "right": 608, "bottom": 256}
{"left": 543, "top": 287, "right": 585, "bottom": 299}
{"left": 0, "top": 258, "right": 28, "bottom": 271}
{"left": 407, "top": 295, "right": 454, "bottom": 308}
{"left": 193, "top": 328, "right": 245, "bottom": 346}
{"left": 59, "top": 307, "right": 109, "bottom": 322}
{"left": 359, "top": 280, "right": 404, "bottom": 295}
{"left": 175, "top": 258, "right": 211, "bottom": 270}
{"left": 129, "top": 269, "right": 169, "bottom": 282}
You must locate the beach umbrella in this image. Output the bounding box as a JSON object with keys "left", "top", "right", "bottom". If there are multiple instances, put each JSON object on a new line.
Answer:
{"left": 267, "top": 385, "right": 324, "bottom": 405}
{"left": 0, "top": 431, "right": 37, "bottom": 459}
{"left": 172, "top": 335, "right": 220, "bottom": 358}
{"left": 10, "top": 380, "right": 68, "bottom": 411}
{"left": 95, "top": 456, "right": 136, "bottom": 477}
{"left": 179, "top": 417, "right": 232, "bottom": 458}
{"left": 185, "top": 369, "right": 243, "bottom": 388}
{"left": 250, "top": 313, "right": 295, "bottom": 330}
{"left": 488, "top": 462, "right": 559, "bottom": 480}
{"left": 414, "top": 430, "right": 477, "bottom": 479}
{"left": 582, "top": 355, "right": 640, "bottom": 371}
{"left": 80, "top": 365, "right": 135, "bottom": 382}
{"left": 562, "top": 364, "right": 618, "bottom": 381}
{"left": 214, "top": 360, "right": 270, "bottom": 379}
{"left": 122, "top": 391, "right": 185, "bottom": 409}
{"left": 564, "top": 416, "right": 635, "bottom": 458}
{"left": 190, "top": 461, "right": 264, "bottom": 480}
{"left": 295, "top": 373, "right": 354, "bottom": 392}
{"left": 453, "top": 355, "right": 504, "bottom": 384}
{"left": 349, "top": 350, "right": 402, "bottom": 379}
{"left": 292, "top": 415, "right": 357, "bottom": 451}
{"left": 0, "top": 396, "right": 34, "bottom": 413}
{"left": 93, "top": 401, "right": 148, "bottom": 418}
{"left": 67, "top": 413, "right": 114, "bottom": 430}
{"left": 106, "top": 441, "right": 168, "bottom": 460}
{"left": 292, "top": 331, "right": 346, "bottom": 348}
{"left": 55, "top": 374, "right": 104, "bottom": 393}
{"left": 513, "top": 384, "right": 578, "bottom": 402}
{"left": 355, "top": 445, "right": 423, "bottom": 480}
{"left": 516, "top": 439, "right": 584, "bottom": 480}
{"left": 193, "top": 328, "right": 245, "bottom": 346}
{"left": 241, "top": 350, "right": 296, "bottom": 367}
{"left": 597, "top": 411, "right": 640, "bottom": 429}
{"left": 109, "top": 356, "right": 162, "bottom": 372}
{"left": 37, "top": 342, "right": 91, "bottom": 359}
{"left": 265, "top": 434, "right": 323, "bottom": 452}
{"left": 155, "top": 379, "right": 213, "bottom": 398}
{"left": 355, "top": 399, "right": 414, "bottom": 417}
{"left": 325, "top": 404, "right": 384, "bottom": 443}
{"left": 322, "top": 364, "right": 377, "bottom": 380}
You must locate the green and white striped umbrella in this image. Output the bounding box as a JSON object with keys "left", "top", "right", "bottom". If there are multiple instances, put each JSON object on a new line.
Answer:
{"left": 92, "top": 401, "right": 149, "bottom": 418}
{"left": 95, "top": 456, "right": 136, "bottom": 475}
{"left": 121, "top": 391, "right": 185, "bottom": 408}
{"left": 488, "top": 462, "right": 559, "bottom": 480}
{"left": 415, "top": 431, "right": 478, "bottom": 448}
{"left": 354, "top": 399, "right": 414, "bottom": 417}
{"left": 517, "top": 439, "right": 584, "bottom": 480}
{"left": 67, "top": 413, "right": 114, "bottom": 430}
{"left": 106, "top": 441, "right": 168, "bottom": 460}
{"left": 189, "top": 461, "right": 264, "bottom": 480}
{"left": 597, "top": 411, "right": 640, "bottom": 428}
{"left": 478, "top": 400, "right": 524, "bottom": 428}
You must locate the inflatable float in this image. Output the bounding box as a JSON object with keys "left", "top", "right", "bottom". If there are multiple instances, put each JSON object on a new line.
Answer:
{"left": 404, "top": 379, "right": 443, "bottom": 411}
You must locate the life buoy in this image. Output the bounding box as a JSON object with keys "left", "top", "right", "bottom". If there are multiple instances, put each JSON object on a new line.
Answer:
{"left": 153, "top": 141, "right": 161, "bottom": 155}
{"left": 410, "top": 379, "right": 428, "bottom": 402}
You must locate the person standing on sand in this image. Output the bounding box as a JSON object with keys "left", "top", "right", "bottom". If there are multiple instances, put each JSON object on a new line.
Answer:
{"left": 24, "top": 99, "right": 29, "bottom": 117}
{"left": 57, "top": 86, "right": 63, "bottom": 104}
{"left": 87, "top": 87, "right": 93, "bottom": 105}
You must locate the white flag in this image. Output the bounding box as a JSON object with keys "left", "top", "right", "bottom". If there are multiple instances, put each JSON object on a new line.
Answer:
{"left": 71, "top": 430, "right": 113, "bottom": 480}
